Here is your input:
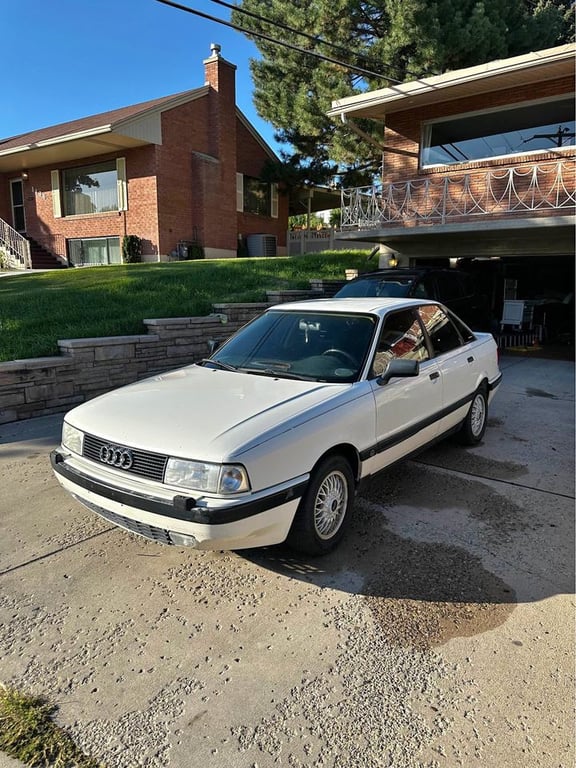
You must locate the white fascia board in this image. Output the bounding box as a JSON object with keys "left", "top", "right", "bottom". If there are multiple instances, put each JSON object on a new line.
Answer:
{"left": 0, "top": 87, "right": 211, "bottom": 158}
{"left": 0, "top": 143, "right": 32, "bottom": 157}
{"left": 328, "top": 43, "right": 576, "bottom": 117}
{"left": 0, "top": 126, "right": 114, "bottom": 156}
{"left": 37, "top": 125, "right": 114, "bottom": 146}
{"left": 112, "top": 86, "right": 209, "bottom": 133}
{"left": 112, "top": 86, "right": 210, "bottom": 145}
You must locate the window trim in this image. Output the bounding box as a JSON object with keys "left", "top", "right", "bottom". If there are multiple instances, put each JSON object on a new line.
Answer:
{"left": 236, "top": 173, "right": 244, "bottom": 212}
{"left": 67, "top": 236, "right": 121, "bottom": 266}
{"left": 51, "top": 157, "right": 127, "bottom": 218}
{"left": 238, "top": 173, "right": 278, "bottom": 218}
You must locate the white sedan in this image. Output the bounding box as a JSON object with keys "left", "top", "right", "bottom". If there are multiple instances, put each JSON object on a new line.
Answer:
{"left": 51, "top": 298, "right": 502, "bottom": 555}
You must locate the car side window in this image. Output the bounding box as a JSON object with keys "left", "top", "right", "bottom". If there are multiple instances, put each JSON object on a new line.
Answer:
{"left": 412, "top": 279, "right": 428, "bottom": 299}
{"left": 418, "top": 304, "right": 463, "bottom": 356}
{"left": 371, "top": 309, "right": 429, "bottom": 377}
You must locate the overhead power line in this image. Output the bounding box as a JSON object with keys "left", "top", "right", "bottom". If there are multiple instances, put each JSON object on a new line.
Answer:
{"left": 155, "top": 0, "right": 388, "bottom": 80}
{"left": 204, "top": 0, "right": 406, "bottom": 83}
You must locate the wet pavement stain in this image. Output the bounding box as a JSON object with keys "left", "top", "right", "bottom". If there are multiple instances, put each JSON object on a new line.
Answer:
{"left": 360, "top": 461, "right": 531, "bottom": 536}
{"left": 525, "top": 387, "right": 559, "bottom": 399}
{"left": 416, "top": 441, "right": 528, "bottom": 482}
{"left": 251, "top": 495, "right": 517, "bottom": 653}
{"left": 360, "top": 529, "right": 516, "bottom": 650}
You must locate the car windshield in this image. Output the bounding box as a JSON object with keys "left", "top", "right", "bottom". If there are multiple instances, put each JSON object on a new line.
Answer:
{"left": 208, "top": 310, "right": 377, "bottom": 383}
{"left": 337, "top": 277, "right": 413, "bottom": 298}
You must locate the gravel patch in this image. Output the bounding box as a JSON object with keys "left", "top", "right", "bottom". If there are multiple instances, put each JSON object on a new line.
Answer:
{"left": 231, "top": 595, "right": 463, "bottom": 768}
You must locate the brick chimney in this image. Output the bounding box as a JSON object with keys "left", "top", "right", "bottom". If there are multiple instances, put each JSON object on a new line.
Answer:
{"left": 202, "top": 43, "right": 238, "bottom": 256}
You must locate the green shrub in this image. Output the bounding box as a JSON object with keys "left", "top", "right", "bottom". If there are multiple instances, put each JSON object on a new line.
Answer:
{"left": 122, "top": 235, "right": 142, "bottom": 264}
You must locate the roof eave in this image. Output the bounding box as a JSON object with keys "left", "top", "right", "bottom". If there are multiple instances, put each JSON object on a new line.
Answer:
{"left": 328, "top": 43, "right": 576, "bottom": 120}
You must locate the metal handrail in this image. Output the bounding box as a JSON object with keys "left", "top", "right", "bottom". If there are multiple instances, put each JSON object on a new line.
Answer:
{"left": 340, "top": 159, "right": 576, "bottom": 229}
{"left": 0, "top": 218, "right": 31, "bottom": 269}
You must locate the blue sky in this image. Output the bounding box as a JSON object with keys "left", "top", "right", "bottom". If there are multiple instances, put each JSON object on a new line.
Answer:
{"left": 3, "top": 0, "right": 283, "bottom": 153}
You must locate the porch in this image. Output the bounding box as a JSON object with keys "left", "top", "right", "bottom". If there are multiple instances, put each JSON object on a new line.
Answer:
{"left": 339, "top": 159, "right": 575, "bottom": 234}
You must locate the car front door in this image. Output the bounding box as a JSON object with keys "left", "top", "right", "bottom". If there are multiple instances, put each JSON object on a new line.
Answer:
{"left": 368, "top": 308, "right": 443, "bottom": 474}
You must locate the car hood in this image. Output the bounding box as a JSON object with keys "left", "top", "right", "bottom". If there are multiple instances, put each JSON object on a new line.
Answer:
{"left": 66, "top": 364, "right": 354, "bottom": 461}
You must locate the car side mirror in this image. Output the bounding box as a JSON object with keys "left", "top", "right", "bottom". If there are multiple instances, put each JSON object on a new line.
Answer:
{"left": 377, "top": 358, "right": 420, "bottom": 386}
{"left": 208, "top": 339, "right": 221, "bottom": 354}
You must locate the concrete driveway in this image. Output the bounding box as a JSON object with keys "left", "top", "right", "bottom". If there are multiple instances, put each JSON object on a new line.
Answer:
{"left": 0, "top": 355, "right": 574, "bottom": 768}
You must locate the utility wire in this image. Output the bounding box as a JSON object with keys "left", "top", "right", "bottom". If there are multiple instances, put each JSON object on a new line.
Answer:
{"left": 205, "top": 0, "right": 406, "bottom": 83}
{"left": 156, "top": 0, "right": 388, "bottom": 80}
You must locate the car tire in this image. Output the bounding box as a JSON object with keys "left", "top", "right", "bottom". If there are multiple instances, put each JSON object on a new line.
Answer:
{"left": 458, "top": 386, "right": 488, "bottom": 445}
{"left": 287, "top": 456, "right": 355, "bottom": 556}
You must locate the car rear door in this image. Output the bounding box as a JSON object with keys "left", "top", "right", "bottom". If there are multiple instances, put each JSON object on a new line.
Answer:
{"left": 368, "top": 307, "right": 443, "bottom": 474}
{"left": 417, "top": 304, "right": 481, "bottom": 434}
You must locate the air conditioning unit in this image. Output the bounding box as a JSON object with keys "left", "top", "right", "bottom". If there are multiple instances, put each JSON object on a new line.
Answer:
{"left": 246, "top": 234, "right": 277, "bottom": 257}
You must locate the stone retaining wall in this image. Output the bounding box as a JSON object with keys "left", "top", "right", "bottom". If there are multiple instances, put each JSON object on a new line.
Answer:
{"left": 0, "top": 279, "right": 351, "bottom": 424}
{"left": 0, "top": 302, "right": 269, "bottom": 424}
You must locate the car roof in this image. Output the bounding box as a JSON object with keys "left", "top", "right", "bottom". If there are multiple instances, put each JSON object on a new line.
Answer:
{"left": 269, "top": 297, "right": 437, "bottom": 315}
{"left": 350, "top": 268, "right": 448, "bottom": 279}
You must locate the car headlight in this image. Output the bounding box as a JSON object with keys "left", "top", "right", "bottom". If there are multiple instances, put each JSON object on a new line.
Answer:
{"left": 62, "top": 422, "right": 84, "bottom": 455}
{"left": 164, "top": 458, "right": 250, "bottom": 494}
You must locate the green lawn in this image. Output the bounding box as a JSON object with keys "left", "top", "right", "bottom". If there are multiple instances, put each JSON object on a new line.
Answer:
{"left": 0, "top": 252, "right": 372, "bottom": 362}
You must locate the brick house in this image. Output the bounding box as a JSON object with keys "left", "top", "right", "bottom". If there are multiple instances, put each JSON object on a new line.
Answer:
{"left": 0, "top": 44, "right": 288, "bottom": 268}
{"left": 328, "top": 44, "right": 575, "bottom": 338}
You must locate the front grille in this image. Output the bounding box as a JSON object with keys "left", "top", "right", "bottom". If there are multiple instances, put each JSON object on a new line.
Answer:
{"left": 83, "top": 433, "right": 168, "bottom": 482}
{"left": 78, "top": 497, "right": 173, "bottom": 545}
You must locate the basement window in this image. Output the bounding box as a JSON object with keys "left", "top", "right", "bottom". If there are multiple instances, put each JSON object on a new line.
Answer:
{"left": 68, "top": 237, "right": 121, "bottom": 266}
{"left": 421, "top": 97, "right": 575, "bottom": 167}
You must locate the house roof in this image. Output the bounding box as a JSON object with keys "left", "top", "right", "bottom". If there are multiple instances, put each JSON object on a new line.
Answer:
{"left": 289, "top": 185, "right": 342, "bottom": 217}
{"left": 0, "top": 85, "right": 277, "bottom": 173}
{"left": 328, "top": 43, "right": 576, "bottom": 121}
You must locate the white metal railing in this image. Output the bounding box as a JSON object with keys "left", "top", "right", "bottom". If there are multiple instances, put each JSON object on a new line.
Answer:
{"left": 0, "top": 217, "right": 31, "bottom": 269}
{"left": 340, "top": 159, "right": 576, "bottom": 230}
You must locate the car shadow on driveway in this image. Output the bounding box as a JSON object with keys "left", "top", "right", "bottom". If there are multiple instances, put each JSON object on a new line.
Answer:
{"left": 242, "top": 452, "right": 573, "bottom": 650}
{"left": 244, "top": 528, "right": 517, "bottom": 651}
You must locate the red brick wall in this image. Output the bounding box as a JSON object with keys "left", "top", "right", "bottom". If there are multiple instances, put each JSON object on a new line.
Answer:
{"left": 0, "top": 148, "right": 160, "bottom": 259}
{"left": 155, "top": 55, "right": 241, "bottom": 257}
{"left": 383, "top": 77, "right": 575, "bottom": 181}
{"left": 236, "top": 119, "right": 287, "bottom": 248}
{"left": 0, "top": 178, "right": 10, "bottom": 224}
{"left": 202, "top": 55, "right": 238, "bottom": 255}
{"left": 1, "top": 53, "right": 288, "bottom": 262}
{"left": 155, "top": 97, "right": 211, "bottom": 257}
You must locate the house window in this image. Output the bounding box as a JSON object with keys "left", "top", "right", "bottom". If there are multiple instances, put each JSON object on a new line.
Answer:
{"left": 421, "top": 97, "right": 575, "bottom": 167}
{"left": 68, "top": 237, "right": 121, "bottom": 266}
{"left": 244, "top": 177, "right": 271, "bottom": 216}
{"left": 52, "top": 158, "right": 127, "bottom": 217}
{"left": 238, "top": 175, "right": 279, "bottom": 218}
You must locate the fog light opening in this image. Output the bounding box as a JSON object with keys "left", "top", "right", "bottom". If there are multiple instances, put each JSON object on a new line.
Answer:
{"left": 169, "top": 532, "right": 199, "bottom": 547}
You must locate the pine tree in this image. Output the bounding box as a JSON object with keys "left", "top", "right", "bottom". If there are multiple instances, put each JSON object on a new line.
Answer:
{"left": 232, "top": 0, "right": 574, "bottom": 184}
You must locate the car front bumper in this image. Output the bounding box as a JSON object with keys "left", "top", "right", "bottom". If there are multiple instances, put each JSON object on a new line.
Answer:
{"left": 51, "top": 450, "right": 307, "bottom": 550}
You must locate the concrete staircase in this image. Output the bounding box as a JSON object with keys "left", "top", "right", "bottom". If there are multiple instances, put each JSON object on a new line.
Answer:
{"left": 28, "top": 237, "right": 67, "bottom": 269}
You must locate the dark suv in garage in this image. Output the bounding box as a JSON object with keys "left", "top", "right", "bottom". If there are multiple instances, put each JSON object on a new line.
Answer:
{"left": 335, "top": 268, "right": 493, "bottom": 331}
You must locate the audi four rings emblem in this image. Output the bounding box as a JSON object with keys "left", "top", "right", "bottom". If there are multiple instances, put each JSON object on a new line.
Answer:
{"left": 99, "top": 444, "right": 134, "bottom": 469}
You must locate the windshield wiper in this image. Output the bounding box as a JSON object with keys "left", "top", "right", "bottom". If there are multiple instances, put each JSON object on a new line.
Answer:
{"left": 198, "top": 359, "right": 238, "bottom": 372}
{"left": 239, "top": 367, "right": 309, "bottom": 381}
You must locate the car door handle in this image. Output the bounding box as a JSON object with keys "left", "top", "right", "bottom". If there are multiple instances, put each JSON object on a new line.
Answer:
{"left": 467, "top": 356, "right": 475, "bottom": 363}
{"left": 429, "top": 371, "right": 440, "bottom": 380}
